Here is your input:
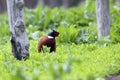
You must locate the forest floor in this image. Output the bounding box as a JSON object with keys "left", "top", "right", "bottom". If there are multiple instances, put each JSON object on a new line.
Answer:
{"left": 107, "top": 73, "right": 120, "bottom": 80}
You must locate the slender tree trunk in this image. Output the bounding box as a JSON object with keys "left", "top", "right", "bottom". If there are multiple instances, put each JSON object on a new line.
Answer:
{"left": 0, "top": 0, "right": 7, "bottom": 13}
{"left": 96, "top": 0, "right": 110, "bottom": 38}
{"left": 7, "top": 0, "right": 29, "bottom": 60}
{"left": 62, "top": 0, "right": 69, "bottom": 8}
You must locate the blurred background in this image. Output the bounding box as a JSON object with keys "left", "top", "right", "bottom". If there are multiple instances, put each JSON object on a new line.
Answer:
{"left": 0, "top": 0, "right": 120, "bottom": 13}
{"left": 1, "top": 0, "right": 120, "bottom": 44}
{"left": 0, "top": 0, "right": 84, "bottom": 13}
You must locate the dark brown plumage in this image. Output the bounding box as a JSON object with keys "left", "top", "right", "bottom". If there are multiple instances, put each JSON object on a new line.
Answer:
{"left": 38, "top": 30, "right": 59, "bottom": 53}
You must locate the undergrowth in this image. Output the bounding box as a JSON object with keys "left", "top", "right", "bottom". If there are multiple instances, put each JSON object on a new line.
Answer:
{"left": 0, "top": 41, "right": 120, "bottom": 80}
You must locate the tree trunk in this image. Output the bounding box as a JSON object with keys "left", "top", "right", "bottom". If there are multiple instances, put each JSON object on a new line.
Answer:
{"left": 96, "top": 0, "right": 110, "bottom": 38}
{"left": 7, "top": 0, "right": 29, "bottom": 60}
{"left": 62, "top": 0, "right": 69, "bottom": 8}
{"left": 0, "top": 0, "right": 7, "bottom": 13}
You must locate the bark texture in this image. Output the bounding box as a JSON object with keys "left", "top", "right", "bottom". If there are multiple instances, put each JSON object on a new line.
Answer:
{"left": 7, "top": 0, "right": 29, "bottom": 60}
{"left": 96, "top": 0, "right": 110, "bottom": 38}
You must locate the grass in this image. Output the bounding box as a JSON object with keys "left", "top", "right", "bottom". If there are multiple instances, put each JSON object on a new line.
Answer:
{"left": 0, "top": 40, "right": 120, "bottom": 80}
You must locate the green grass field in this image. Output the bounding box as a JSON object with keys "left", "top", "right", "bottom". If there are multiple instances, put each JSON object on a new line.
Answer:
{"left": 0, "top": 40, "right": 120, "bottom": 80}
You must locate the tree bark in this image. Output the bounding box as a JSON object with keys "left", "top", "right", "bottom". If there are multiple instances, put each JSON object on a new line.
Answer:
{"left": 7, "top": 0, "right": 29, "bottom": 60}
{"left": 96, "top": 0, "right": 110, "bottom": 38}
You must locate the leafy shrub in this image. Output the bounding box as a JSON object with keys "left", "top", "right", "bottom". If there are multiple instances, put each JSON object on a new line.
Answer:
{"left": 110, "top": 4, "right": 120, "bottom": 43}
{"left": 110, "top": 24, "right": 120, "bottom": 43}
{"left": 24, "top": 4, "right": 95, "bottom": 31}
{"left": 76, "top": 24, "right": 98, "bottom": 44}
{"left": 23, "top": 3, "right": 96, "bottom": 43}
{"left": 0, "top": 14, "right": 9, "bottom": 44}
{"left": 57, "top": 25, "right": 80, "bottom": 43}
{"left": 25, "top": 5, "right": 42, "bottom": 27}
{"left": 84, "top": 0, "right": 96, "bottom": 18}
